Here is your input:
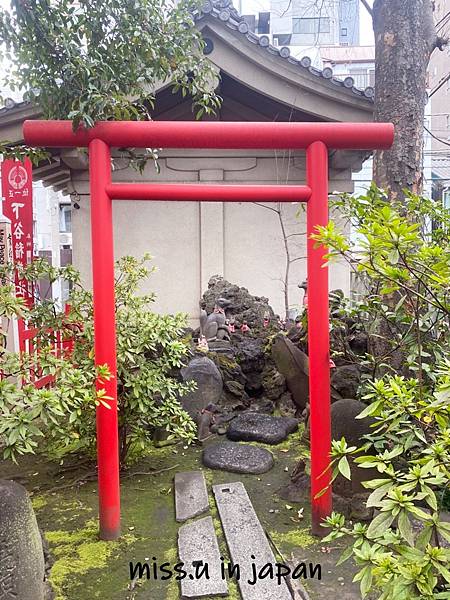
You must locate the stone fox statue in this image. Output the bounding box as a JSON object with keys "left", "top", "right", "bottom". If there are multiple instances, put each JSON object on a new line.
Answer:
{"left": 199, "top": 297, "right": 231, "bottom": 342}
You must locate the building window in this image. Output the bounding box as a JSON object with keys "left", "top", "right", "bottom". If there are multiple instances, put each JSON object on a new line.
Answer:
{"left": 257, "top": 12, "right": 270, "bottom": 34}
{"left": 292, "top": 17, "right": 331, "bottom": 35}
{"left": 444, "top": 188, "right": 450, "bottom": 209}
{"left": 341, "top": 27, "right": 348, "bottom": 36}
{"left": 59, "top": 204, "right": 72, "bottom": 233}
{"left": 273, "top": 33, "right": 292, "bottom": 46}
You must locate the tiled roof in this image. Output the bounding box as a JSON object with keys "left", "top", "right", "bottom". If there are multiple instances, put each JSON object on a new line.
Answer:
{"left": 0, "top": 0, "right": 374, "bottom": 116}
{"left": 195, "top": 0, "right": 374, "bottom": 101}
{"left": 0, "top": 99, "right": 31, "bottom": 115}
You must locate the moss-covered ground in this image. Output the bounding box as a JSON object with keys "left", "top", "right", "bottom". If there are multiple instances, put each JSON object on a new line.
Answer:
{"left": 0, "top": 427, "right": 350, "bottom": 600}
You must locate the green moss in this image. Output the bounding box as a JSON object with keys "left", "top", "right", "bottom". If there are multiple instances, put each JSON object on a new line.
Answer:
{"left": 46, "top": 519, "right": 135, "bottom": 600}
{"left": 163, "top": 547, "right": 179, "bottom": 600}
{"left": 212, "top": 353, "right": 239, "bottom": 370}
{"left": 269, "top": 528, "right": 315, "bottom": 551}
{"left": 31, "top": 494, "right": 47, "bottom": 511}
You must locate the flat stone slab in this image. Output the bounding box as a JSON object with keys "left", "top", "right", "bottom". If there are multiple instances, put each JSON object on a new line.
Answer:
{"left": 202, "top": 441, "right": 274, "bottom": 474}
{"left": 226, "top": 412, "right": 298, "bottom": 444}
{"left": 213, "top": 482, "right": 292, "bottom": 600}
{"left": 175, "top": 471, "right": 209, "bottom": 522}
{"left": 178, "top": 516, "right": 228, "bottom": 598}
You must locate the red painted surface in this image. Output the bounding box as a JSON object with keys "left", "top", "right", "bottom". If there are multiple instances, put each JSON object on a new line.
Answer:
{"left": 1, "top": 158, "right": 34, "bottom": 304}
{"left": 106, "top": 183, "right": 311, "bottom": 203}
{"left": 89, "top": 139, "right": 121, "bottom": 541}
{"left": 306, "top": 141, "right": 332, "bottom": 534}
{"left": 23, "top": 119, "right": 394, "bottom": 540}
{"left": 23, "top": 120, "right": 394, "bottom": 151}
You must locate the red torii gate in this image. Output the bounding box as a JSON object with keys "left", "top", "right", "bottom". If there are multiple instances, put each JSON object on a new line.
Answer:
{"left": 24, "top": 120, "right": 394, "bottom": 540}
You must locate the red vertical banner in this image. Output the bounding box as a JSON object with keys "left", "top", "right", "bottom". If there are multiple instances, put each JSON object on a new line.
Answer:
{"left": 1, "top": 158, "right": 34, "bottom": 304}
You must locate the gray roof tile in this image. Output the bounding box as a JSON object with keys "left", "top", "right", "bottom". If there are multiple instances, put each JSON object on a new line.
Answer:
{"left": 195, "top": 0, "right": 374, "bottom": 103}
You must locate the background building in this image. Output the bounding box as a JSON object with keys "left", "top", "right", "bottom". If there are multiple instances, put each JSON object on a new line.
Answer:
{"left": 428, "top": 0, "right": 450, "bottom": 207}
{"left": 242, "top": 0, "right": 359, "bottom": 55}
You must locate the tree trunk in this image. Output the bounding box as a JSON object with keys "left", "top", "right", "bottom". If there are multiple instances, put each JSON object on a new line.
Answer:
{"left": 372, "top": 0, "right": 440, "bottom": 200}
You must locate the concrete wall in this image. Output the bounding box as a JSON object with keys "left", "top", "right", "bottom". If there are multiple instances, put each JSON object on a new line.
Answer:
{"left": 71, "top": 148, "right": 353, "bottom": 325}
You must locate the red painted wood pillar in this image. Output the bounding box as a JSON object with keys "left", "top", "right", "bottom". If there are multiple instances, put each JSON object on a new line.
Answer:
{"left": 89, "top": 138, "right": 121, "bottom": 540}
{"left": 306, "top": 140, "right": 332, "bottom": 535}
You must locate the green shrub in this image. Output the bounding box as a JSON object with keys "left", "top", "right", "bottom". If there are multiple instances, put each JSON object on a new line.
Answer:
{"left": 314, "top": 187, "right": 450, "bottom": 599}
{"left": 0, "top": 255, "right": 196, "bottom": 466}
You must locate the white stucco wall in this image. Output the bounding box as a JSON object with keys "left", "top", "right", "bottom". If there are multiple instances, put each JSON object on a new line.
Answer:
{"left": 71, "top": 148, "right": 353, "bottom": 325}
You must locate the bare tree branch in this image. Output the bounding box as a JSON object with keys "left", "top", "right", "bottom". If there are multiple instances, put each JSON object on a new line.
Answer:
{"left": 286, "top": 232, "right": 307, "bottom": 238}
{"left": 253, "top": 202, "right": 280, "bottom": 214}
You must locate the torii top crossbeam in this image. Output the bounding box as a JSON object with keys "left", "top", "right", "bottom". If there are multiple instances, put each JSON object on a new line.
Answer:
{"left": 23, "top": 120, "right": 393, "bottom": 150}
{"left": 24, "top": 119, "right": 394, "bottom": 542}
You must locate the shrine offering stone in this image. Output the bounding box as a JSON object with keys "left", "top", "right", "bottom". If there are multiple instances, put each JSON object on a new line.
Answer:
{"left": 271, "top": 335, "right": 309, "bottom": 411}
{"left": 202, "top": 441, "right": 274, "bottom": 474}
{"left": 0, "top": 479, "right": 45, "bottom": 600}
{"left": 331, "top": 364, "right": 361, "bottom": 399}
{"left": 180, "top": 356, "right": 223, "bottom": 418}
{"left": 226, "top": 412, "right": 298, "bottom": 444}
{"left": 331, "top": 399, "right": 376, "bottom": 497}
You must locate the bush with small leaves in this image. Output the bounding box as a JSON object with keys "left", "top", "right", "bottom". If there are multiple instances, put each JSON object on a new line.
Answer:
{"left": 313, "top": 187, "right": 450, "bottom": 599}
{"left": 0, "top": 255, "right": 196, "bottom": 466}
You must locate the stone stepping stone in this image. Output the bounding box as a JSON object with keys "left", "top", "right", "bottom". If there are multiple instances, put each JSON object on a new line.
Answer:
{"left": 202, "top": 441, "right": 274, "bottom": 474}
{"left": 226, "top": 411, "right": 298, "bottom": 444}
{"left": 178, "top": 515, "right": 228, "bottom": 598}
{"left": 213, "top": 482, "right": 292, "bottom": 600}
{"left": 0, "top": 480, "right": 46, "bottom": 600}
{"left": 175, "top": 471, "right": 209, "bottom": 522}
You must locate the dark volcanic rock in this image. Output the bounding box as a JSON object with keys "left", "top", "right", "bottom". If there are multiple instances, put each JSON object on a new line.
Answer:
{"left": 181, "top": 356, "right": 223, "bottom": 419}
{"left": 331, "top": 364, "right": 361, "bottom": 399}
{"left": 235, "top": 338, "right": 265, "bottom": 374}
{"left": 202, "top": 441, "right": 274, "bottom": 474}
{"left": 226, "top": 412, "right": 298, "bottom": 444}
{"left": 331, "top": 399, "right": 376, "bottom": 498}
{"left": 262, "top": 365, "right": 287, "bottom": 401}
{"left": 248, "top": 397, "right": 275, "bottom": 414}
{"left": 201, "top": 275, "right": 275, "bottom": 329}
{"left": 349, "top": 333, "right": 369, "bottom": 356}
{"left": 0, "top": 480, "right": 46, "bottom": 600}
{"left": 278, "top": 391, "right": 297, "bottom": 417}
{"left": 271, "top": 334, "right": 309, "bottom": 411}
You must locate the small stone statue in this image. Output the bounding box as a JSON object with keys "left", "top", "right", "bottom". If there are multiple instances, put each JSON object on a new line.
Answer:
{"left": 263, "top": 311, "right": 270, "bottom": 328}
{"left": 199, "top": 297, "right": 231, "bottom": 342}
{"left": 228, "top": 317, "right": 236, "bottom": 333}
{"left": 199, "top": 297, "right": 234, "bottom": 355}
{"left": 240, "top": 320, "right": 249, "bottom": 333}
{"left": 299, "top": 280, "right": 308, "bottom": 307}
{"left": 197, "top": 335, "right": 209, "bottom": 352}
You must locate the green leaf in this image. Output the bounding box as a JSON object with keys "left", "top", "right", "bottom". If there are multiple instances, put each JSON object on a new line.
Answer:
{"left": 360, "top": 566, "right": 373, "bottom": 598}
{"left": 366, "top": 482, "right": 392, "bottom": 508}
{"left": 336, "top": 544, "right": 354, "bottom": 566}
{"left": 366, "top": 510, "right": 395, "bottom": 539}
{"left": 397, "top": 511, "right": 414, "bottom": 546}
{"left": 338, "top": 456, "right": 351, "bottom": 480}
